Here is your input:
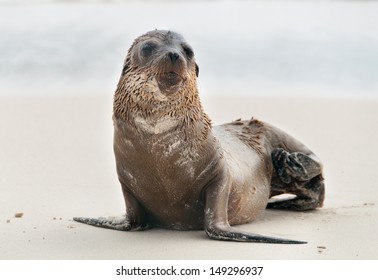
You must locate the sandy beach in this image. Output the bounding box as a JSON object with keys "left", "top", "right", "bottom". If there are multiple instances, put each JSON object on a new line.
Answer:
{"left": 1, "top": 94, "right": 377, "bottom": 260}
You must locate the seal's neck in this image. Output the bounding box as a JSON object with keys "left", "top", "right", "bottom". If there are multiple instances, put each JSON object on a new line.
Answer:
{"left": 113, "top": 71, "right": 212, "bottom": 140}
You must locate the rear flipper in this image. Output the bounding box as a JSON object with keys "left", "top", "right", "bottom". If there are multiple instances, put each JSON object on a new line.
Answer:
{"left": 272, "top": 148, "right": 322, "bottom": 183}
{"left": 270, "top": 148, "right": 324, "bottom": 211}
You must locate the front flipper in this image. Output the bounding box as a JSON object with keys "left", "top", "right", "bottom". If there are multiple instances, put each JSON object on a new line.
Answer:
{"left": 204, "top": 162, "right": 306, "bottom": 244}
{"left": 74, "top": 188, "right": 148, "bottom": 231}
{"left": 205, "top": 224, "right": 305, "bottom": 244}
{"left": 73, "top": 215, "right": 149, "bottom": 231}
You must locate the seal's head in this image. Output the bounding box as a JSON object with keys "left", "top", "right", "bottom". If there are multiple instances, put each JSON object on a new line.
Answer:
{"left": 114, "top": 30, "right": 208, "bottom": 127}
{"left": 121, "top": 30, "right": 199, "bottom": 96}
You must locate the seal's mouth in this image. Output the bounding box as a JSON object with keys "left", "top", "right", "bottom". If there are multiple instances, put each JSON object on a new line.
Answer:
{"left": 158, "top": 71, "right": 182, "bottom": 84}
{"left": 156, "top": 71, "right": 184, "bottom": 95}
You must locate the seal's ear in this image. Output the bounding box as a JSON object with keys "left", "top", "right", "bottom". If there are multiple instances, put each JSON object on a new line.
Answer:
{"left": 195, "top": 63, "right": 199, "bottom": 77}
{"left": 121, "top": 60, "right": 130, "bottom": 76}
{"left": 121, "top": 56, "right": 132, "bottom": 76}
{"left": 121, "top": 64, "right": 128, "bottom": 76}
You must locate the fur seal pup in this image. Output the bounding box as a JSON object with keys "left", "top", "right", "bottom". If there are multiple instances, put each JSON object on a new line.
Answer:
{"left": 74, "top": 30, "right": 324, "bottom": 244}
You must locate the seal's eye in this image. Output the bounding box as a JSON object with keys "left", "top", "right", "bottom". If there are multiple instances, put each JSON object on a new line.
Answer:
{"left": 182, "top": 45, "right": 194, "bottom": 59}
{"left": 141, "top": 41, "right": 157, "bottom": 57}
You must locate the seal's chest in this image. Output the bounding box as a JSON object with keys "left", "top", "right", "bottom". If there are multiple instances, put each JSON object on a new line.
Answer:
{"left": 131, "top": 115, "right": 201, "bottom": 178}
{"left": 134, "top": 115, "right": 179, "bottom": 135}
{"left": 114, "top": 116, "right": 211, "bottom": 228}
{"left": 150, "top": 136, "right": 202, "bottom": 181}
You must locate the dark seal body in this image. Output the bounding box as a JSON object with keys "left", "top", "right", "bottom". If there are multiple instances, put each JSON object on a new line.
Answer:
{"left": 74, "top": 30, "right": 325, "bottom": 243}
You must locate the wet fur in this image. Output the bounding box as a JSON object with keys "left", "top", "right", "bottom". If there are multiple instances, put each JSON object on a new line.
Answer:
{"left": 74, "top": 30, "right": 325, "bottom": 244}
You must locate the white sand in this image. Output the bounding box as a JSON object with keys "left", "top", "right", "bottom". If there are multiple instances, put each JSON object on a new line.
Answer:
{"left": 1, "top": 94, "right": 377, "bottom": 260}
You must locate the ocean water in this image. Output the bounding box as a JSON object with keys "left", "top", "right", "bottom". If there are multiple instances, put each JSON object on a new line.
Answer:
{"left": 0, "top": 0, "right": 377, "bottom": 99}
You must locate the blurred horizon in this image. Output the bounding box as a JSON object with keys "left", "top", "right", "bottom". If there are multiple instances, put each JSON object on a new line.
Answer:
{"left": 1, "top": 0, "right": 377, "bottom": 99}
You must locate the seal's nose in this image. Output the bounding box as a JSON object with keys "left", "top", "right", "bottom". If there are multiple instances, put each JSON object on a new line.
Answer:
{"left": 168, "top": 52, "right": 180, "bottom": 63}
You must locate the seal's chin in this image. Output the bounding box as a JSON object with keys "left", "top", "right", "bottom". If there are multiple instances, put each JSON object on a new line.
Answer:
{"left": 156, "top": 72, "right": 184, "bottom": 95}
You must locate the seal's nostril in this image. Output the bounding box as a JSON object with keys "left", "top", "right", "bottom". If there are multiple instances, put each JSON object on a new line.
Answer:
{"left": 168, "top": 52, "right": 180, "bottom": 63}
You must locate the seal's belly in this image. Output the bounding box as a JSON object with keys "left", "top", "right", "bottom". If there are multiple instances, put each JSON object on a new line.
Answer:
{"left": 114, "top": 119, "right": 272, "bottom": 229}
{"left": 213, "top": 124, "right": 272, "bottom": 225}
{"left": 118, "top": 152, "right": 207, "bottom": 229}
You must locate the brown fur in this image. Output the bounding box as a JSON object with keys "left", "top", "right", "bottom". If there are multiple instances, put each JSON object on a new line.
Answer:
{"left": 113, "top": 33, "right": 211, "bottom": 142}
{"left": 74, "top": 30, "right": 325, "bottom": 244}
